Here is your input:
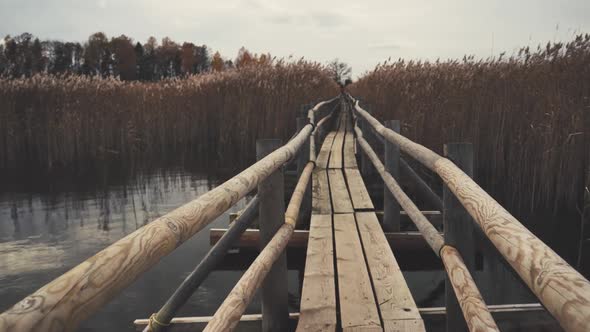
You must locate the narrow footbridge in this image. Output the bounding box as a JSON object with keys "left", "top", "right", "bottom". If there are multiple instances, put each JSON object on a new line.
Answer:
{"left": 1, "top": 95, "right": 589, "bottom": 332}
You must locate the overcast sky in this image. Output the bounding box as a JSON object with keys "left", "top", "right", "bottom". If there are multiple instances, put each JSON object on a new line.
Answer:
{"left": 1, "top": 0, "right": 589, "bottom": 76}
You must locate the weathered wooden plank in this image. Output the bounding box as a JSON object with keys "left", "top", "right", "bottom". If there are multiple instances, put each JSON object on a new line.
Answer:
{"left": 312, "top": 169, "right": 332, "bottom": 214}
{"left": 356, "top": 212, "right": 425, "bottom": 331}
{"left": 343, "top": 132, "right": 357, "bottom": 169}
{"left": 353, "top": 101, "right": 590, "bottom": 332}
{"left": 204, "top": 163, "right": 315, "bottom": 332}
{"left": 327, "top": 169, "right": 354, "bottom": 214}
{"left": 0, "top": 124, "right": 315, "bottom": 332}
{"left": 328, "top": 116, "right": 346, "bottom": 169}
{"left": 297, "top": 215, "right": 336, "bottom": 332}
{"left": 334, "top": 214, "right": 382, "bottom": 331}
{"left": 209, "top": 228, "right": 439, "bottom": 254}
{"left": 316, "top": 132, "right": 336, "bottom": 169}
{"left": 345, "top": 168, "right": 374, "bottom": 210}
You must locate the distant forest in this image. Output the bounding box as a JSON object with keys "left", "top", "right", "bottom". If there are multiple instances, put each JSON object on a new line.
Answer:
{"left": 0, "top": 32, "right": 253, "bottom": 80}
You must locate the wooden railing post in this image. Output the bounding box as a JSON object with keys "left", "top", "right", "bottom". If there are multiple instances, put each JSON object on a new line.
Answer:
{"left": 443, "top": 142, "right": 476, "bottom": 332}
{"left": 256, "top": 139, "right": 289, "bottom": 332}
{"left": 296, "top": 117, "right": 311, "bottom": 228}
{"left": 383, "top": 120, "right": 400, "bottom": 231}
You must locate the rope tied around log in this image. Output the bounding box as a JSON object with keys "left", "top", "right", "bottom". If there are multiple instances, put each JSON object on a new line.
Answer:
{"left": 148, "top": 313, "right": 170, "bottom": 329}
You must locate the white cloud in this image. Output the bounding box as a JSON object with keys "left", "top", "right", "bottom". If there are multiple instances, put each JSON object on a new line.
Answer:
{"left": 0, "top": 0, "right": 589, "bottom": 76}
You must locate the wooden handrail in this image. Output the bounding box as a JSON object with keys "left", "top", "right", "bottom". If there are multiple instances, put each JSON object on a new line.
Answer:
{"left": 356, "top": 125, "right": 499, "bottom": 332}
{"left": 203, "top": 161, "right": 315, "bottom": 332}
{"left": 0, "top": 124, "right": 314, "bottom": 332}
{"left": 351, "top": 96, "right": 590, "bottom": 332}
{"left": 146, "top": 196, "right": 260, "bottom": 332}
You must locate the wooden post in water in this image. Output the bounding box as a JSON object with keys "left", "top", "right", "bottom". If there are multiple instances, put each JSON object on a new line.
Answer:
{"left": 383, "top": 120, "right": 400, "bottom": 231}
{"left": 296, "top": 117, "right": 311, "bottom": 228}
{"left": 256, "top": 139, "right": 289, "bottom": 332}
{"left": 443, "top": 142, "right": 476, "bottom": 332}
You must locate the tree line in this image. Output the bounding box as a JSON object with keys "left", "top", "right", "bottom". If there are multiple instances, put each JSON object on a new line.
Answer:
{"left": 0, "top": 32, "right": 227, "bottom": 80}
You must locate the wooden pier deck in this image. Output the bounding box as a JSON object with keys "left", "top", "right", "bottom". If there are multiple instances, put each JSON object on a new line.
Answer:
{"left": 298, "top": 110, "right": 425, "bottom": 331}
{"left": 5, "top": 95, "right": 589, "bottom": 332}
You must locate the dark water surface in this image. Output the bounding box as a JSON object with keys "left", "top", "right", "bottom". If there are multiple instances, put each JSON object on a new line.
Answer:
{"left": 0, "top": 169, "right": 446, "bottom": 331}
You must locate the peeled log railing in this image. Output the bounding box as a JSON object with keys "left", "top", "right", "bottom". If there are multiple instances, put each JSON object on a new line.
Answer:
{"left": 203, "top": 161, "right": 315, "bottom": 332}
{"left": 355, "top": 124, "right": 499, "bottom": 332}
{"left": 0, "top": 96, "right": 337, "bottom": 332}
{"left": 350, "top": 95, "right": 590, "bottom": 332}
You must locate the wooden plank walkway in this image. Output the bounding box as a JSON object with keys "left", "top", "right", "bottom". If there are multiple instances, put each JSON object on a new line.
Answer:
{"left": 298, "top": 109, "right": 425, "bottom": 332}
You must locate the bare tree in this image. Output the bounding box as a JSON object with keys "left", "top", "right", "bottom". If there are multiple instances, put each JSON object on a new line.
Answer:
{"left": 327, "top": 59, "right": 351, "bottom": 85}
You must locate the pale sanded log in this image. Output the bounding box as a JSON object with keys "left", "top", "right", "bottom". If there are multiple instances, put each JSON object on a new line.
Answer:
{"left": 440, "top": 246, "right": 500, "bottom": 332}
{"left": 308, "top": 96, "right": 339, "bottom": 124}
{"left": 355, "top": 212, "right": 425, "bottom": 331}
{"left": 354, "top": 101, "right": 590, "bottom": 332}
{"left": 204, "top": 162, "right": 314, "bottom": 332}
{"left": 356, "top": 126, "right": 499, "bottom": 331}
{"left": 356, "top": 127, "right": 444, "bottom": 253}
{"left": 334, "top": 214, "right": 382, "bottom": 331}
{"left": 0, "top": 125, "right": 313, "bottom": 332}
{"left": 296, "top": 215, "right": 337, "bottom": 332}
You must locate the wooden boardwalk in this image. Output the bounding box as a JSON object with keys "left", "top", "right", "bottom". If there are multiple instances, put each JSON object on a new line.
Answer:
{"left": 298, "top": 110, "right": 426, "bottom": 332}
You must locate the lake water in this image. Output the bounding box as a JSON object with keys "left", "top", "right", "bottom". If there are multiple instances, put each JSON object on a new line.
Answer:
{"left": 0, "top": 169, "right": 446, "bottom": 331}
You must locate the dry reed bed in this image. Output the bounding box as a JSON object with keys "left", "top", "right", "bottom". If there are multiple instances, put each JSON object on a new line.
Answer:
{"left": 0, "top": 61, "right": 339, "bottom": 177}
{"left": 350, "top": 35, "right": 590, "bottom": 220}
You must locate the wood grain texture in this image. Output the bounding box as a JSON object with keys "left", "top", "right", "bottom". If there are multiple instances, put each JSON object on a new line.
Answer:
{"left": 334, "top": 213, "right": 382, "bottom": 331}
{"left": 204, "top": 160, "right": 314, "bottom": 332}
{"left": 355, "top": 127, "right": 444, "bottom": 254}
{"left": 312, "top": 169, "right": 332, "bottom": 214}
{"left": 0, "top": 125, "right": 314, "bottom": 332}
{"left": 316, "top": 132, "right": 336, "bottom": 169}
{"left": 328, "top": 113, "right": 346, "bottom": 169}
{"left": 203, "top": 224, "right": 295, "bottom": 332}
{"left": 435, "top": 157, "right": 590, "bottom": 332}
{"left": 440, "top": 246, "right": 500, "bottom": 332}
{"left": 355, "top": 212, "right": 425, "bottom": 331}
{"left": 257, "top": 139, "right": 289, "bottom": 332}
{"left": 343, "top": 132, "right": 357, "bottom": 169}
{"left": 327, "top": 169, "right": 354, "bottom": 214}
{"left": 297, "top": 215, "right": 337, "bottom": 332}
{"left": 344, "top": 168, "right": 374, "bottom": 210}
{"left": 353, "top": 99, "right": 590, "bottom": 332}
{"left": 209, "top": 228, "right": 436, "bottom": 252}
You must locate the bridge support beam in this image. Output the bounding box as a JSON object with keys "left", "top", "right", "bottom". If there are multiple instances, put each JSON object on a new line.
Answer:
{"left": 256, "top": 139, "right": 289, "bottom": 332}
{"left": 383, "top": 120, "right": 400, "bottom": 232}
{"left": 443, "top": 142, "right": 476, "bottom": 332}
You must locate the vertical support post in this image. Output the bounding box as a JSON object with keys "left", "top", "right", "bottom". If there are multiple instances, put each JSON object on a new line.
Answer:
{"left": 256, "top": 139, "right": 288, "bottom": 332}
{"left": 383, "top": 120, "right": 400, "bottom": 232}
{"left": 443, "top": 142, "right": 475, "bottom": 332}
{"left": 296, "top": 117, "right": 311, "bottom": 228}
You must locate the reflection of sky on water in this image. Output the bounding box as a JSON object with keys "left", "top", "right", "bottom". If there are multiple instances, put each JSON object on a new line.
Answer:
{"left": 0, "top": 170, "right": 275, "bottom": 331}
{"left": 0, "top": 169, "right": 452, "bottom": 331}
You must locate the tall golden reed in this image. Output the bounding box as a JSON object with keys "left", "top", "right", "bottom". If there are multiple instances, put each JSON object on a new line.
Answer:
{"left": 350, "top": 35, "right": 590, "bottom": 223}
{"left": 0, "top": 60, "right": 339, "bottom": 177}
